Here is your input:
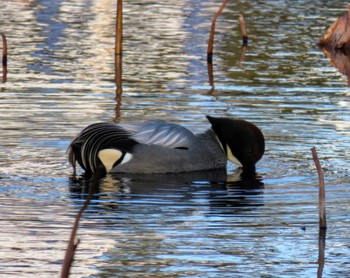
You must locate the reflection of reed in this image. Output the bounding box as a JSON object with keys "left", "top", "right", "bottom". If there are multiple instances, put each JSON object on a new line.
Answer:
{"left": 238, "top": 45, "right": 247, "bottom": 68}
{"left": 317, "top": 229, "right": 326, "bottom": 278}
{"left": 114, "top": 54, "right": 122, "bottom": 121}
{"left": 1, "top": 32, "right": 7, "bottom": 83}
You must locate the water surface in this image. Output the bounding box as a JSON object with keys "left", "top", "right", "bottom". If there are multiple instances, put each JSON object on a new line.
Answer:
{"left": 1, "top": 0, "right": 350, "bottom": 277}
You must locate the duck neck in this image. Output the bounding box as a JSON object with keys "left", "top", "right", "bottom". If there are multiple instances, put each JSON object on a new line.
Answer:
{"left": 202, "top": 129, "right": 226, "bottom": 154}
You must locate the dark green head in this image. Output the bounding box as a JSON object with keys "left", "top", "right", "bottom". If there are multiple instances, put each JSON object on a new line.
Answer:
{"left": 207, "top": 115, "right": 265, "bottom": 173}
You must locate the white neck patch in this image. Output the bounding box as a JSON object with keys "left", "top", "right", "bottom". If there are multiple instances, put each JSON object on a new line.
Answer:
{"left": 121, "top": 153, "right": 133, "bottom": 165}
{"left": 226, "top": 145, "right": 242, "bottom": 167}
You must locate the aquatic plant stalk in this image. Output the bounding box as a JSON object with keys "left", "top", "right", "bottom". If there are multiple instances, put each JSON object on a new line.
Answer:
{"left": 115, "top": 0, "right": 123, "bottom": 102}
{"left": 1, "top": 32, "right": 7, "bottom": 83}
{"left": 317, "top": 229, "right": 326, "bottom": 278}
{"left": 311, "top": 147, "right": 327, "bottom": 229}
{"left": 115, "top": 0, "right": 123, "bottom": 55}
{"left": 239, "top": 14, "right": 248, "bottom": 46}
{"left": 61, "top": 171, "right": 103, "bottom": 278}
{"left": 207, "top": 0, "right": 228, "bottom": 63}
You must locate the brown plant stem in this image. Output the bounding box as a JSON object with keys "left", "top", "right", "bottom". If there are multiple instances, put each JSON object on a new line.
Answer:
{"left": 115, "top": 0, "right": 123, "bottom": 56}
{"left": 311, "top": 147, "right": 327, "bottom": 229}
{"left": 115, "top": 0, "right": 123, "bottom": 114}
{"left": 207, "top": 0, "right": 228, "bottom": 64}
{"left": 1, "top": 32, "right": 7, "bottom": 83}
{"left": 239, "top": 14, "right": 248, "bottom": 46}
{"left": 61, "top": 171, "right": 103, "bottom": 278}
{"left": 115, "top": 0, "right": 123, "bottom": 86}
{"left": 317, "top": 229, "right": 326, "bottom": 278}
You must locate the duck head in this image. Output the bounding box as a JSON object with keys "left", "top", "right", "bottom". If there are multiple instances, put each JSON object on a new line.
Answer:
{"left": 207, "top": 115, "right": 265, "bottom": 173}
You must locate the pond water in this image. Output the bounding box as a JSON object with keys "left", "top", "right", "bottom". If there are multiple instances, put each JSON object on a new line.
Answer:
{"left": 1, "top": 0, "right": 350, "bottom": 277}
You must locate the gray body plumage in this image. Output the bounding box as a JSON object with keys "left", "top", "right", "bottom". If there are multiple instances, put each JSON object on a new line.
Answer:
{"left": 117, "top": 122, "right": 227, "bottom": 173}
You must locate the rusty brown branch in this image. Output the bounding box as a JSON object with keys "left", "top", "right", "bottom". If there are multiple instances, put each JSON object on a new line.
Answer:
{"left": 61, "top": 171, "right": 103, "bottom": 278}
{"left": 239, "top": 14, "right": 248, "bottom": 46}
{"left": 311, "top": 147, "right": 327, "bottom": 230}
{"left": 115, "top": 0, "right": 123, "bottom": 107}
{"left": 1, "top": 32, "right": 7, "bottom": 83}
{"left": 207, "top": 0, "right": 228, "bottom": 63}
{"left": 317, "top": 229, "right": 326, "bottom": 278}
{"left": 115, "top": 0, "right": 123, "bottom": 56}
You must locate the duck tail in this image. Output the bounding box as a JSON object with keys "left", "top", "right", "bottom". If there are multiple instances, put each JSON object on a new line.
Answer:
{"left": 67, "top": 123, "right": 137, "bottom": 175}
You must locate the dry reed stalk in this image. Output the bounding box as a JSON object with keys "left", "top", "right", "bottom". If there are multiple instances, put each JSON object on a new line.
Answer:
{"left": 115, "top": 0, "right": 123, "bottom": 55}
{"left": 1, "top": 32, "right": 7, "bottom": 83}
{"left": 115, "top": 0, "right": 123, "bottom": 109}
{"left": 61, "top": 171, "right": 103, "bottom": 278}
{"left": 239, "top": 14, "right": 248, "bottom": 45}
{"left": 317, "top": 229, "right": 326, "bottom": 278}
{"left": 311, "top": 147, "right": 327, "bottom": 229}
{"left": 207, "top": 0, "right": 228, "bottom": 63}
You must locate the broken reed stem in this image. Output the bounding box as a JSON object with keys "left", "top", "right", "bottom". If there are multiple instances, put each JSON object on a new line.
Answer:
{"left": 1, "top": 32, "right": 7, "bottom": 83}
{"left": 311, "top": 147, "right": 327, "bottom": 229}
{"left": 317, "top": 229, "right": 326, "bottom": 278}
{"left": 1, "top": 33, "right": 7, "bottom": 66}
{"left": 61, "top": 171, "right": 102, "bottom": 278}
{"left": 115, "top": 0, "right": 123, "bottom": 56}
{"left": 239, "top": 14, "right": 248, "bottom": 46}
{"left": 115, "top": 0, "right": 123, "bottom": 101}
{"left": 207, "top": 0, "right": 228, "bottom": 63}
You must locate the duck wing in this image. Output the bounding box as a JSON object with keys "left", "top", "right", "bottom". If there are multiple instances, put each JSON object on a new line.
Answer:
{"left": 120, "top": 121, "right": 195, "bottom": 149}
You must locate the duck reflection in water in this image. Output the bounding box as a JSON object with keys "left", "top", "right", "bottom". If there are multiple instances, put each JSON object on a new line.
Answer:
{"left": 68, "top": 168, "right": 264, "bottom": 214}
